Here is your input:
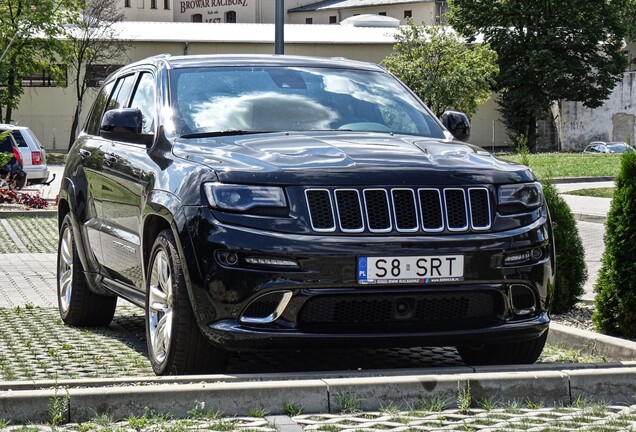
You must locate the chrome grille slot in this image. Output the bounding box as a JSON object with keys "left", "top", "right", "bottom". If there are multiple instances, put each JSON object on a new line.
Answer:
{"left": 444, "top": 188, "right": 469, "bottom": 231}
{"left": 469, "top": 188, "right": 491, "bottom": 230}
{"left": 335, "top": 189, "right": 364, "bottom": 232}
{"left": 305, "top": 189, "right": 335, "bottom": 232}
{"left": 392, "top": 189, "right": 418, "bottom": 232}
{"left": 305, "top": 186, "right": 492, "bottom": 234}
{"left": 364, "top": 189, "right": 392, "bottom": 232}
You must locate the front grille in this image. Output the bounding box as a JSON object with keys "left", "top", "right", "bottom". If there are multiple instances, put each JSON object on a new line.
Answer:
{"left": 297, "top": 291, "right": 501, "bottom": 332}
{"left": 306, "top": 186, "right": 491, "bottom": 233}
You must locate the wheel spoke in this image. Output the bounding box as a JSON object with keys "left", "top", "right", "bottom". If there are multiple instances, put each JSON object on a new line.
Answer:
{"left": 148, "top": 248, "right": 174, "bottom": 365}
{"left": 58, "top": 226, "right": 74, "bottom": 313}
{"left": 60, "top": 230, "right": 73, "bottom": 267}
{"left": 59, "top": 268, "right": 72, "bottom": 311}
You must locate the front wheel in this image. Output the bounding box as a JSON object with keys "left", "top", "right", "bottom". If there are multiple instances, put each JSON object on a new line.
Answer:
{"left": 456, "top": 330, "right": 548, "bottom": 366}
{"left": 57, "top": 213, "right": 117, "bottom": 326}
{"left": 145, "top": 229, "right": 228, "bottom": 375}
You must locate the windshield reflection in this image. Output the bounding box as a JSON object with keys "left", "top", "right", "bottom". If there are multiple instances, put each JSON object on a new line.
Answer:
{"left": 170, "top": 66, "right": 444, "bottom": 139}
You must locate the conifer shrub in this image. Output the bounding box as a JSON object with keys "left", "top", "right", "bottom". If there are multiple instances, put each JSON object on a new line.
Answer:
{"left": 593, "top": 152, "right": 636, "bottom": 337}
{"left": 542, "top": 180, "right": 586, "bottom": 313}
{"left": 517, "top": 136, "right": 586, "bottom": 313}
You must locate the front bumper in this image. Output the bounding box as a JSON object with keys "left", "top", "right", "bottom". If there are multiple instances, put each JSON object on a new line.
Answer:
{"left": 183, "top": 207, "right": 555, "bottom": 352}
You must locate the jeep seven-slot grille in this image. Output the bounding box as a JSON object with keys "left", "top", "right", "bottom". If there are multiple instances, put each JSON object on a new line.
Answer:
{"left": 305, "top": 187, "right": 491, "bottom": 233}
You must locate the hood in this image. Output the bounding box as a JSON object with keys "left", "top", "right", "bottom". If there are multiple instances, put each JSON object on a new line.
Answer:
{"left": 172, "top": 131, "right": 535, "bottom": 186}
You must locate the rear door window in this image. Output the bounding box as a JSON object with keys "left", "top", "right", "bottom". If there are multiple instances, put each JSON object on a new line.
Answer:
{"left": 11, "top": 131, "right": 28, "bottom": 148}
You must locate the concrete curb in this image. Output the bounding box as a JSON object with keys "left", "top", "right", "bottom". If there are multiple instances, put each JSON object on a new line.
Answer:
{"left": 571, "top": 212, "right": 607, "bottom": 224}
{"left": 549, "top": 322, "right": 636, "bottom": 360}
{"left": 3, "top": 364, "right": 636, "bottom": 424}
{"left": 552, "top": 176, "right": 615, "bottom": 184}
{"left": 0, "top": 210, "right": 56, "bottom": 218}
{"left": 1, "top": 323, "right": 635, "bottom": 424}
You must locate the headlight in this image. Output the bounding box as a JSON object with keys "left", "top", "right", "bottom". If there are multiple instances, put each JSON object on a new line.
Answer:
{"left": 204, "top": 183, "right": 287, "bottom": 212}
{"left": 498, "top": 182, "right": 543, "bottom": 214}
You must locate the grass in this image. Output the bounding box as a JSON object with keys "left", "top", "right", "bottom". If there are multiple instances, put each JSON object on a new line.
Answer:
{"left": 497, "top": 152, "right": 621, "bottom": 179}
{"left": 564, "top": 187, "right": 614, "bottom": 198}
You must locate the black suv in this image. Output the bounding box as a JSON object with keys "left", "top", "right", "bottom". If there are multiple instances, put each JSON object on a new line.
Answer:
{"left": 58, "top": 54, "right": 554, "bottom": 375}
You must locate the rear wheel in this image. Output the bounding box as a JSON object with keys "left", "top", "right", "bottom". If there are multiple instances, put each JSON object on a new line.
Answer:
{"left": 57, "top": 213, "right": 117, "bottom": 326}
{"left": 145, "top": 229, "right": 228, "bottom": 375}
{"left": 456, "top": 330, "right": 548, "bottom": 365}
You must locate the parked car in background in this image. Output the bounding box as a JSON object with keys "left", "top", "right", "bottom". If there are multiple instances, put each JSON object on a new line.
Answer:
{"left": 0, "top": 124, "right": 49, "bottom": 185}
{"left": 583, "top": 141, "right": 634, "bottom": 154}
{"left": 583, "top": 142, "right": 610, "bottom": 153}
{"left": 58, "top": 54, "right": 555, "bottom": 375}
{"left": 606, "top": 142, "right": 634, "bottom": 153}
{"left": 0, "top": 132, "right": 27, "bottom": 189}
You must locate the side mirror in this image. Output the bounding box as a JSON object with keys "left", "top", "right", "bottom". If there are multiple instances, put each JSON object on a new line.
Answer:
{"left": 441, "top": 111, "right": 471, "bottom": 142}
{"left": 100, "top": 108, "right": 153, "bottom": 146}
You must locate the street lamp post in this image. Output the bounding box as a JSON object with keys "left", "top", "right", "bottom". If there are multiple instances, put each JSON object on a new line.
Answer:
{"left": 275, "top": 0, "right": 284, "bottom": 54}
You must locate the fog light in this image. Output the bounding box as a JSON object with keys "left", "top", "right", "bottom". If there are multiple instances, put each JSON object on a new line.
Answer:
{"left": 245, "top": 257, "right": 299, "bottom": 268}
{"left": 531, "top": 248, "right": 543, "bottom": 260}
{"left": 216, "top": 251, "right": 239, "bottom": 266}
{"left": 504, "top": 251, "right": 531, "bottom": 264}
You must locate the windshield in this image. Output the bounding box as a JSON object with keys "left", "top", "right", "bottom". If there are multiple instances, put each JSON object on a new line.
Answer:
{"left": 169, "top": 66, "right": 445, "bottom": 138}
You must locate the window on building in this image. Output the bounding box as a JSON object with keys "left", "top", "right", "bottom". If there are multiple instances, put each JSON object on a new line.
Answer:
{"left": 305, "top": 17, "right": 313, "bottom": 24}
{"left": 225, "top": 11, "right": 236, "bottom": 23}
{"left": 150, "top": 0, "right": 156, "bottom": 8}
{"left": 124, "top": 0, "right": 131, "bottom": 7}
{"left": 404, "top": 10, "right": 412, "bottom": 18}
{"left": 163, "top": 0, "right": 169, "bottom": 9}
{"left": 192, "top": 13, "right": 202, "bottom": 22}
{"left": 379, "top": 12, "right": 386, "bottom": 16}
{"left": 329, "top": 15, "right": 337, "bottom": 24}
{"left": 86, "top": 64, "right": 123, "bottom": 88}
{"left": 20, "top": 65, "right": 67, "bottom": 87}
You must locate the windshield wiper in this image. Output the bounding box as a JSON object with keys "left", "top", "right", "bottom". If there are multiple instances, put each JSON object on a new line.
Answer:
{"left": 180, "top": 130, "right": 274, "bottom": 138}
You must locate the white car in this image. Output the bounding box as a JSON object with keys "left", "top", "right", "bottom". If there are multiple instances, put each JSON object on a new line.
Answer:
{"left": 0, "top": 124, "right": 50, "bottom": 184}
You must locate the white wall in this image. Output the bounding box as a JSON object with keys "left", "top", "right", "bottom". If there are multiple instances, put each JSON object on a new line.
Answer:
{"left": 560, "top": 72, "right": 636, "bottom": 151}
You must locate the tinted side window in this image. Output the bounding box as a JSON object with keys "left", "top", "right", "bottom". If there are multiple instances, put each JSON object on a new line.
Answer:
{"left": 85, "top": 81, "right": 115, "bottom": 136}
{"left": 11, "top": 131, "right": 28, "bottom": 148}
{"left": 106, "top": 74, "right": 137, "bottom": 111}
{"left": 129, "top": 72, "right": 156, "bottom": 135}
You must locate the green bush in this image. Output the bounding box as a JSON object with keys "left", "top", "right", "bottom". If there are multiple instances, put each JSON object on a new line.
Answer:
{"left": 0, "top": 131, "right": 11, "bottom": 169}
{"left": 593, "top": 152, "right": 636, "bottom": 337}
{"left": 542, "top": 180, "right": 586, "bottom": 313}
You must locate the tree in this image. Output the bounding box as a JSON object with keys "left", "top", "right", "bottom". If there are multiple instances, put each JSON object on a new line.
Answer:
{"left": 593, "top": 153, "right": 636, "bottom": 338}
{"left": 65, "top": 0, "right": 130, "bottom": 146}
{"left": 0, "top": 0, "right": 79, "bottom": 123}
{"left": 381, "top": 24, "right": 498, "bottom": 118}
{"left": 448, "top": 0, "right": 629, "bottom": 150}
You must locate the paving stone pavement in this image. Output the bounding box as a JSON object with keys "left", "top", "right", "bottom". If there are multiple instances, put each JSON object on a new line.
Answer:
{"left": 1, "top": 186, "right": 634, "bottom": 431}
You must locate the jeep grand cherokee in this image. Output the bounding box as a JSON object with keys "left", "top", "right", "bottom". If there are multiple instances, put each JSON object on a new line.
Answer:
{"left": 57, "top": 54, "right": 554, "bottom": 375}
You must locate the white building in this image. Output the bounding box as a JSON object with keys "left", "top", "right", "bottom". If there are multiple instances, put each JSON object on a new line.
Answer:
{"left": 118, "top": 0, "right": 447, "bottom": 24}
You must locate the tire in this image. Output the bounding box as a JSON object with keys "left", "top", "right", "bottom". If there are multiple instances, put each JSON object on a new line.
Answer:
{"left": 145, "top": 229, "right": 228, "bottom": 375}
{"left": 456, "top": 330, "right": 548, "bottom": 366}
{"left": 57, "top": 213, "right": 117, "bottom": 326}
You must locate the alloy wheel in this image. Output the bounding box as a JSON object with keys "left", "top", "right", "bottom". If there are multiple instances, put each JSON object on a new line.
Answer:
{"left": 58, "top": 225, "right": 73, "bottom": 315}
{"left": 148, "top": 249, "right": 173, "bottom": 365}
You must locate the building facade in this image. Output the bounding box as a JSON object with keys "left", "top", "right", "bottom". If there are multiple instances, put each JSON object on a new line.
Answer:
{"left": 118, "top": 0, "right": 447, "bottom": 24}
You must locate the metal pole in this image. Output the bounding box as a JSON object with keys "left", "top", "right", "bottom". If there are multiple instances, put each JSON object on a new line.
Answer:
{"left": 275, "top": 0, "right": 284, "bottom": 54}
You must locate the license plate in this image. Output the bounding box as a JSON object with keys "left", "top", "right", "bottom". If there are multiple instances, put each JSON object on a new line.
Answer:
{"left": 357, "top": 255, "right": 464, "bottom": 284}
